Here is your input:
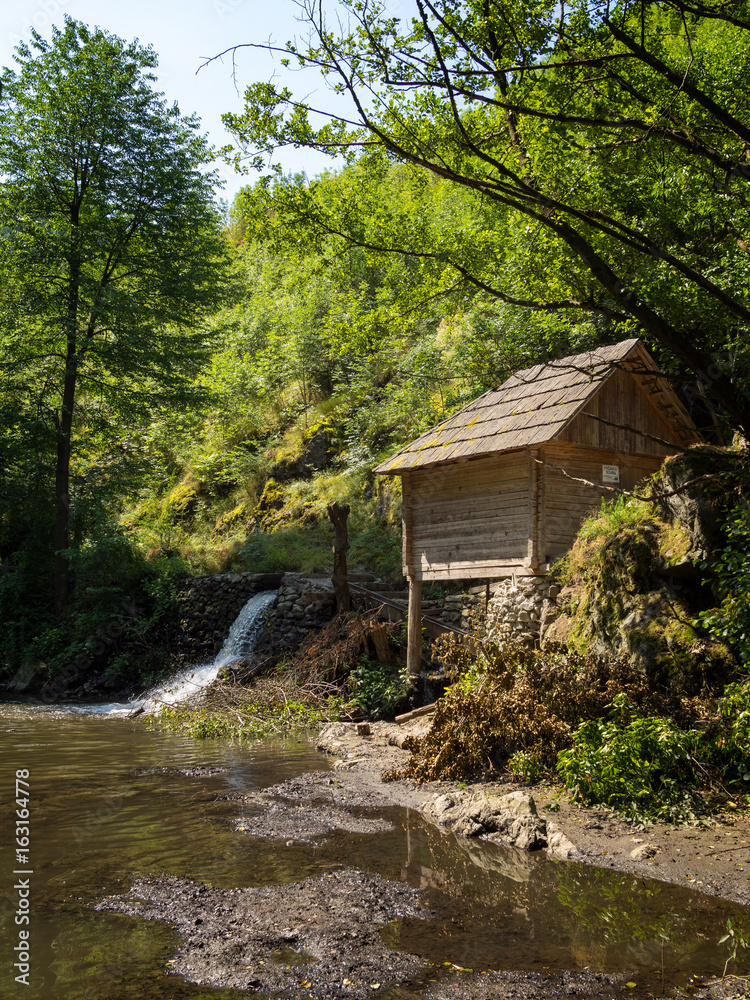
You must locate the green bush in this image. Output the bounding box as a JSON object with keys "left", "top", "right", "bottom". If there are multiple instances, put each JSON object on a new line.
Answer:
{"left": 556, "top": 695, "right": 701, "bottom": 824}
{"left": 707, "top": 679, "right": 750, "bottom": 781}
{"left": 0, "top": 528, "right": 182, "bottom": 692}
{"left": 695, "top": 504, "right": 750, "bottom": 663}
{"left": 508, "top": 750, "right": 547, "bottom": 782}
{"left": 350, "top": 657, "right": 409, "bottom": 719}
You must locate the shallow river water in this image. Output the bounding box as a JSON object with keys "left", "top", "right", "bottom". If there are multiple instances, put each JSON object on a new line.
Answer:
{"left": 1, "top": 702, "right": 748, "bottom": 999}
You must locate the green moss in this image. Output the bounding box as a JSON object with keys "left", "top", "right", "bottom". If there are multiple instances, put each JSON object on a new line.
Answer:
{"left": 658, "top": 520, "right": 692, "bottom": 567}
{"left": 162, "top": 480, "right": 198, "bottom": 523}
{"left": 551, "top": 482, "right": 738, "bottom": 686}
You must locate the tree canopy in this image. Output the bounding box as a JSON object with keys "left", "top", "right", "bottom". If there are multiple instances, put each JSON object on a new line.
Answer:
{"left": 222, "top": 0, "right": 750, "bottom": 433}
{"left": 0, "top": 18, "right": 229, "bottom": 611}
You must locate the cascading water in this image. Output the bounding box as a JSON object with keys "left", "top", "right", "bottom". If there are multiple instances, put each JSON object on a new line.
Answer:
{"left": 138, "top": 589, "right": 277, "bottom": 713}
{"left": 77, "top": 589, "right": 278, "bottom": 716}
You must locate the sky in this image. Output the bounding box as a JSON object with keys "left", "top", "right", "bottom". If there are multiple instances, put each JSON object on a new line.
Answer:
{"left": 0, "top": 0, "right": 369, "bottom": 206}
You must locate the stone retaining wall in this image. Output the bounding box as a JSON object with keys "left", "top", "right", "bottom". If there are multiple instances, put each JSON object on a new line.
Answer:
{"left": 485, "top": 576, "right": 560, "bottom": 644}
{"left": 272, "top": 574, "right": 336, "bottom": 650}
{"left": 435, "top": 576, "right": 560, "bottom": 645}
{"left": 175, "top": 570, "right": 560, "bottom": 663}
{"left": 173, "top": 571, "right": 336, "bottom": 661}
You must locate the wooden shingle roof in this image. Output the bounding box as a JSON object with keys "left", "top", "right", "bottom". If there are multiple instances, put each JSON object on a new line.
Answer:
{"left": 374, "top": 339, "right": 699, "bottom": 473}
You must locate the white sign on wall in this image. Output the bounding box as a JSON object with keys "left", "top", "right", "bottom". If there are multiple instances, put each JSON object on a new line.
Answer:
{"left": 602, "top": 464, "right": 620, "bottom": 484}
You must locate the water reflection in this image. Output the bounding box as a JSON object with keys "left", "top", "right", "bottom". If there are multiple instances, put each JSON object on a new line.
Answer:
{"left": 0, "top": 703, "right": 748, "bottom": 1000}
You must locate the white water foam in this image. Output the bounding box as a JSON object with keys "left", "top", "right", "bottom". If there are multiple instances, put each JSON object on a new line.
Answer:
{"left": 139, "top": 589, "right": 277, "bottom": 713}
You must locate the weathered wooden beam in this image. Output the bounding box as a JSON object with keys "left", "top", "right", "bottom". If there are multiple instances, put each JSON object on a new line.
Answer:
{"left": 396, "top": 702, "right": 436, "bottom": 724}
{"left": 406, "top": 576, "right": 422, "bottom": 677}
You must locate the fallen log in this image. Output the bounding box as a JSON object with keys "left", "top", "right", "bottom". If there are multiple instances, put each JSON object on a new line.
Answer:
{"left": 395, "top": 702, "right": 437, "bottom": 724}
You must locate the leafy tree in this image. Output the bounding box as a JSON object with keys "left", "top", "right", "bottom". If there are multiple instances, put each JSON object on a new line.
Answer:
{"left": 0, "top": 18, "right": 229, "bottom": 612}
{"left": 220, "top": 0, "right": 750, "bottom": 432}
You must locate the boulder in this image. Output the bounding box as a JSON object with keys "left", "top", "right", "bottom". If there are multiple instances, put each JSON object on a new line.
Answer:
{"left": 423, "top": 790, "right": 547, "bottom": 850}
{"left": 545, "top": 821, "right": 578, "bottom": 858}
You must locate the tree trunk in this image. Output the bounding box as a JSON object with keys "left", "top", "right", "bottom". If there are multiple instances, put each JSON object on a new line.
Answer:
{"left": 54, "top": 236, "right": 81, "bottom": 616}
{"left": 406, "top": 576, "right": 422, "bottom": 677}
{"left": 53, "top": 357, "right": 77, "bottom": 616}
{"left": 327, "top": 501, "right": 351, "bottom": 613}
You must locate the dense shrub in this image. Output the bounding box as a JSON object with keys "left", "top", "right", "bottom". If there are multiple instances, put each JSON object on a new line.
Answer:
{"left": 0, "top": 529, "right": 182, "bottom": 692}
{"left": 557, "top": 694, "right": 702, "bottom": 823}
{"left": 349, "top": 658, "right": 409, "bottom": 719}
{"left": 385, "top": 638, "right": 681, "bottom": 784}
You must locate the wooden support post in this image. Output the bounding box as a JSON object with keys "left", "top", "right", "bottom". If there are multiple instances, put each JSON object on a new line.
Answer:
{"left": 406, "top": 576, "right": 422, "bottom": 676}
{"left": 327, "top": 501, "right": 351, "bottom": 613}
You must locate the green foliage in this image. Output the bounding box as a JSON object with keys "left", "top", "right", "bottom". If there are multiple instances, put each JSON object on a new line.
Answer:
{"left": 556, "top": 695, "right": 701, "bottom": 824}
{"left": 695, "top": 503, "right": 750, "bottom": 662}
{"left": 719, "top": 917, "right": 750, "bottom": 978}
{"left": 0, "top": 16, "right": 228, "bottom": 611}
{"left": 225, "top": 0, "right": 750, "bottom": 431}
{"left": 349, "top": 658, "right": 408, "bottom": 719}
{"left": 388, "top": 638, "right": 671, "bottom": 784}
{"left": 508, "top": 750, "right": 547, "bottom": 783}
{"left": 154, "top": 695, "right": 345, "bottom": 742}
{"left": 0, "top": 526, "right": 180, "bottom": 690}
{"left": 578, "top": 495, "right": 653, "bottom": 542}
{"left": 554, "top": 478, "right": 734, "bottom": 686}
{"left": 237, "top": 526, "right": 332, "bottom": 574}
{"left": 707, "top": 679, "right": 750, "bottom": 782}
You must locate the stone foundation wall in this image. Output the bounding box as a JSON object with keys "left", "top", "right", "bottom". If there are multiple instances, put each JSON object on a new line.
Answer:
{"left": 484, "top": 576, "right": 560, "bottom": 644}
{"left": 433, "top": 576, "right": 560, "bottom": 645}
{"left": 439, "top": 586, "right": 488, "bottom": 631}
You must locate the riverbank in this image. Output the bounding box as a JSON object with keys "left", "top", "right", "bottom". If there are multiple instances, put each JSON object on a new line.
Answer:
{"left": 315, "top": 719, "right": 750, "bottom": 909}
{"left": 96, "top": 713, "right": 750, "bottom": 1000}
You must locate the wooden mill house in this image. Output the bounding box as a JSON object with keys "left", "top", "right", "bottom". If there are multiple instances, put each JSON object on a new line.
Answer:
{"left": 374, "top": 338, "right": 702, "bottom": 673}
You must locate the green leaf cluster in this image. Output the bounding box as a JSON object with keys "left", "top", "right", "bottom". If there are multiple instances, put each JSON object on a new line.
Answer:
{"left": 557, "top": 695, "right": 701, "bottom": 823}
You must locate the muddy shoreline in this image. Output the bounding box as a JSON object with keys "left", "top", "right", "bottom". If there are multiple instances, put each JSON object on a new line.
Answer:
{"left": 314, "top": 720, "right": 750, "bottom": 908}
{"left": 97, "top": 718, "right": 750, "bottom": 1000}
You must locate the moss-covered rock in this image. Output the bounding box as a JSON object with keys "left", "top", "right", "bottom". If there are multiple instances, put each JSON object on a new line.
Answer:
{"left": 655, "top": 445, "right": 744, "bottom": 562}
{"left": 544, "top": 449, "right": 743, "bottom": 690}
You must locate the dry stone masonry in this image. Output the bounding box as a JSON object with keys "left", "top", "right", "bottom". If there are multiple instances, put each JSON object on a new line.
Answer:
{"left": 173, "top": 572, "right": 336, "bottom": 662}
{"left": 485, "top": 576, "right": 560, "bottom": 644}
{"left": 436, "top": 576, "right": 561, "bottom": 645}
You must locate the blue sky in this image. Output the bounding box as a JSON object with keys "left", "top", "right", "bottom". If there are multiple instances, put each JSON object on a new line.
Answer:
{"left": 0, "top": 0, "right": 360, "bottom": 205}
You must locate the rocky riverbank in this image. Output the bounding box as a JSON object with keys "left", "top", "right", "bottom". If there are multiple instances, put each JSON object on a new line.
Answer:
{"left": 315, "top": 720, "right": 750, "bottom": 909}
{"left": 98, "top": 717, "right": 750, "bottom": 1000}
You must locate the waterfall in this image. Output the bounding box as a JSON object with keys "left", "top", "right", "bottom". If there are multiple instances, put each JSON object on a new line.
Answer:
{"left": 77, "top": 589, "right": 277, "bottom": 716}
{"left": 139, "top": 590, "right": 277, "bottom": 713}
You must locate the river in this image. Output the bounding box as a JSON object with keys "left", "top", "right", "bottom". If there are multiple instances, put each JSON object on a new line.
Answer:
{"left": 1, "top": 702, "right": 748, "bottom": 999}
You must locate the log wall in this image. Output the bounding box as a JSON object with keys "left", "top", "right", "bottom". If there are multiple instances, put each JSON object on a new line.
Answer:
{"left": 403, "top": 452, "right": 532, "bottom": 581}
{"left": 557, "top": 368, "right": 679, "bottom": 455}
{"left": 540, "top": 443, "right": 664, "bottom": 559}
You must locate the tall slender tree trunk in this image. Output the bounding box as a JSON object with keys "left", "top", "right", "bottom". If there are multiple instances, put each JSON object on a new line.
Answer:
{"left": 54, "top": 236, "right": 81, "bottom": 616}
{"left": 53, "top": 346, "right": 78, "bottom": 615}
{"left": 327, "top": 501, "right": 351, "bottom": 613}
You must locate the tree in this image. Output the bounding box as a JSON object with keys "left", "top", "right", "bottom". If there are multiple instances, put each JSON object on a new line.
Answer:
{"left": 220, "top": 0, "right": 750, "bottom": 433}
{"left": 0, "top": 18, "right": 229, "bottom": 612}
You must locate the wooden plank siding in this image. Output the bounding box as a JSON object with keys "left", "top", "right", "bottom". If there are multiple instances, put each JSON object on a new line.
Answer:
{"left": 556, "top": 368, "right": 680, "bottom": 456}
{"left": 381, "top": 340, "right": 701, "bottom": 584}
{"left": 540, "top": 443, "right": 664, "bottom": 559}
{"left": 405, "top": 452, "right": 532, "bottom": 580}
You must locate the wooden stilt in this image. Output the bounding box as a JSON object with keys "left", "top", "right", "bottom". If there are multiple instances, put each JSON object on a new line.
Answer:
{"left": 406, "top": 576, "right": 422, "bottom": 676}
